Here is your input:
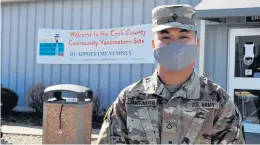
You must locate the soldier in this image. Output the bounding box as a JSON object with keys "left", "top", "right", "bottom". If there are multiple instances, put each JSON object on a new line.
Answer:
{"left": 96, "top": 4, "right": 245, "bottom": 144}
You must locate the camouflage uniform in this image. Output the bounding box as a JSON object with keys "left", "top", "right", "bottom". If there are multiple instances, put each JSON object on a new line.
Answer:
{"left": 97, "top": 4, "right": 245, "bottom": 144}
{"left": 96, "top": 70, "right": 245, "bottom": 144}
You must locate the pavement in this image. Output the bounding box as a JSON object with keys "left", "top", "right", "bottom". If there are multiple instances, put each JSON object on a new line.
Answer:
{"left": 1, "top": 125, "right": 100, "bottom": 141}
{"left": 2, "top": 125, "right": 43, "bottom": 136}
{"left": 2, "top": 125, "right": 260, "bottom": 144}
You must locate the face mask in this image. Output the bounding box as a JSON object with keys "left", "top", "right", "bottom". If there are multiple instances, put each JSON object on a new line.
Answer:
{"left": 153, "top": 42, "right": 198, "bottom": 71}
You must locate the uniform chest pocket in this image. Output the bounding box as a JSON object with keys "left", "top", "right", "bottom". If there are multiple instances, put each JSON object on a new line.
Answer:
{"left": 126, "top": 102, "right": 160, "bottom": 144}
{"left": 181, "top": 107, "right": 209, "bottom": 144}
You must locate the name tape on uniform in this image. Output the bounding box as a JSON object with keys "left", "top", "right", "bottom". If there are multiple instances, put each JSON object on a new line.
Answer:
{"left": 128, "top": 99, "right": 157, "bottom": 107}
{"left": 189, "top": 101, "right": 219, "bottom": 109}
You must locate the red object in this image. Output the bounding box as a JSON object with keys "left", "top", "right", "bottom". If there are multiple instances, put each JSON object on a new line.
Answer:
{"left": 163, "top": 112, "right": 172, "bottom": 120}
{"left": 61, "top": 53, "right": 64, "bottom": 57}
{"left": 152, "top": 40, "right": 155, "bottom": 48}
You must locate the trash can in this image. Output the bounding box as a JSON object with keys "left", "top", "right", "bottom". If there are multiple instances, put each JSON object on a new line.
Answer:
{"left": 42, "top": 84, "right": 93, "bottom": 144}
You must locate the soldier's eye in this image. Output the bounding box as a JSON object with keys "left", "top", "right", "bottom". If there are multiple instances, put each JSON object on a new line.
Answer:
{"left": 180, "top": 36, "right": 189, "bottom": 39}
{"left": 162, "top": 36, "right": 171, "bottom": 39}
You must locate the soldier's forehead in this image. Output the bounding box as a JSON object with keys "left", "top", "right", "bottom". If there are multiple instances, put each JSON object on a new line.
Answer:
{"left": 160, "top": 28, "right": 191, "bottom": 32}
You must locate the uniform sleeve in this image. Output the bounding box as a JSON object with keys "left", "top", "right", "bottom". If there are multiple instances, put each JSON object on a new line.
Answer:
{"left": 212, "top": 96, "right": 245, "bottom": 144}
{"left": 96, "top": 90, "right": 128, "bottom": 144}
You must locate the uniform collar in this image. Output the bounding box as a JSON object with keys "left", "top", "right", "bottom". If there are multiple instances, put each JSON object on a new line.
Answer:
{"left": 144, "top": 68, "right": 200, "bottom": 100}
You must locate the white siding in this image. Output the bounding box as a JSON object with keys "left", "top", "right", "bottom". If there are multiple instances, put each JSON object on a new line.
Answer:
{"left": 1, "top": 0, "right": 202, "bottom": 110}
{"left": 204, "top": 25, "right": 228, "bottom": 90}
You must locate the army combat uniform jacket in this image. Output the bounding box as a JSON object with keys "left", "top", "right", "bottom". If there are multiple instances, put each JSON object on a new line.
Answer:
{"left": 96, "top": 70, "right": 245, "bottom": 144}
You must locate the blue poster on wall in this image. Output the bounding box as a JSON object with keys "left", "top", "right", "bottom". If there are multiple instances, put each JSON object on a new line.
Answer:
{"left": 39, "top": 43, "right": 64, "bottom": 56}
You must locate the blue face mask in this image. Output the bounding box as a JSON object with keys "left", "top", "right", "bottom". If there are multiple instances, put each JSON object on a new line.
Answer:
{"left": 153, "top": 42, "right": 198, "bottom": 71}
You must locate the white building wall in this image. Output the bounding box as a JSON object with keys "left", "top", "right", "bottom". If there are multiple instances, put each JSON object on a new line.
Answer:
{"left": 1, "top": 0, "right": 202, "bottom": 110}
{"left": 204, "top": 25, "right": 228, "bottom": 90}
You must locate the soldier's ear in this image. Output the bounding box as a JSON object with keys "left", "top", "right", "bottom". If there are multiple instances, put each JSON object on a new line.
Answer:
{"left": 192, "top": 60, "right": 195, "bottom": 67}
{"left": 196, "top": 36, "right": 200, "bottom": 48}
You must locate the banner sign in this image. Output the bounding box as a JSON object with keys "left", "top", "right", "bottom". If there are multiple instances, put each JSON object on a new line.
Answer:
{"left": 37, "top": 24, "right": 155, "bottom": 64}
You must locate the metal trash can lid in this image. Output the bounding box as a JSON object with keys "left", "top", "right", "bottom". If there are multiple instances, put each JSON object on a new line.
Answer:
{"left": 44, "top": 84, "right": 91, "bottom": 94}
{"left": 44, "top": 84, "right": 93, "bottom": 103}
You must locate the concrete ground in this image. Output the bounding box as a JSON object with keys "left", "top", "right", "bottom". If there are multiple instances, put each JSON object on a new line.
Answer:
{"left": 1, "top": 125, "right": 260, "bottom": 144}
{"left": 1, "top": 125, "right": 100, "bottom": 138}
{"left": 1, "top": 125, "right": 99, "bottom": 144}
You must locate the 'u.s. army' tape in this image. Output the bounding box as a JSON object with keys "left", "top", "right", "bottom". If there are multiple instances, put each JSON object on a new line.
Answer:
{"left": 188, "top": 101, "right": 219, "bottom": 109}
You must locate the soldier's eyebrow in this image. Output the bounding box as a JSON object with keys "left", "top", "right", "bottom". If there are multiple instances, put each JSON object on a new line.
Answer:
{"left": 160, "top": 30, "right": 169, "bottom": 34}
{"left": 179, "top": 29, "right": 189, "bottom": 33}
